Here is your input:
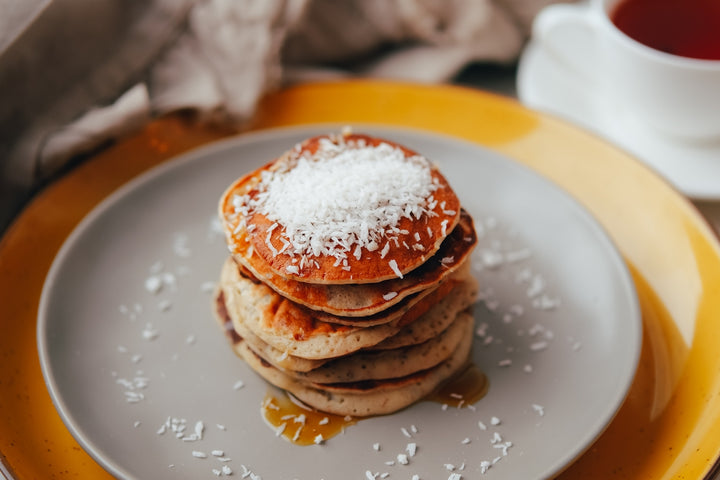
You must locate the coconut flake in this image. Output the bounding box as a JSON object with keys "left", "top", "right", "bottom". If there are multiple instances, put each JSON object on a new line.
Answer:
{"left": 406, "top": 443, "right": 417, "bottom": 457}
{"left": 388, "top": 259, "right": 403, "bottom": 279}
{"left": 532, "top": 403, "right": 545, "bottom": 416}
{"left": 382, "top": 291, "right": 398, "bottom": 301}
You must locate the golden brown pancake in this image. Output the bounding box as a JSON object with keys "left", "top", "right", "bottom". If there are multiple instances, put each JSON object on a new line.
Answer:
{"left": 219, "top": 259, "right": 400, "bottom": 359}
{"left": 370, "top": 275, "right": 478, "bottom": 351}
{"left": 231, "top": 209, "right": 477, "bottom": 319}
{"left": 213, "top": 280, "right": 474, "bottom": 375}
{"left": 218, "top": 257, "right": 477, "bottom": 360}
{"left": 219, "top": 132, "right": 462, "bottom": 285}
{"left": 234, "top": 260, "right": 433, "bottom": 327}
{"left": 232, "top": 312, "right": 474, "bottom": 417}
{"left": 213, "top": 290, "right": 328, "bottom": 372}
{"left": 290, "top": 312, "right": 472, "bottom": 384}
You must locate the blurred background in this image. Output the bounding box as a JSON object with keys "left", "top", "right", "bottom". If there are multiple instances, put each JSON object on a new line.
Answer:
{"left": 0, "top": 0, "right": 571, "bottom": 232}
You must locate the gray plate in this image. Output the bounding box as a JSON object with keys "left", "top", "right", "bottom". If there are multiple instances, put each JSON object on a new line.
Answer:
{"left": 38, "top": 125, "right": 641, "bottom": 479}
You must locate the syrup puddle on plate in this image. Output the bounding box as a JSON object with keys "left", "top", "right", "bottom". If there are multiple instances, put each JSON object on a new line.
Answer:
{"left": 261, "top": 391, "right": 357, "bottom": 446}
{"left": 261, "top": 363, "right": 488, "bottom": 445}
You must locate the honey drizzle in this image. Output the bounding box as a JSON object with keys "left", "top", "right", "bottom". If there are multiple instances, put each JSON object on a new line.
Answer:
{"left": 261, "top": 391, "right": 356, "bottom": 446}
{"left": 261, "top": 363, "right": 488, "bottom": 445}
{"left": 427, "top": 363, "right": 489, "bottom": 408}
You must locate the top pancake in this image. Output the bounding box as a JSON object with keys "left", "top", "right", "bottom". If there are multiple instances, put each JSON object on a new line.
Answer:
{"left": 219, "top": 131, "right": 461, "bottom": 285}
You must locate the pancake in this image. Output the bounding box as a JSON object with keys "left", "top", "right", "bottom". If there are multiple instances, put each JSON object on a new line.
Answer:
{"left": 219, "top": 257, "right": 477, "bottom": 360}
{"left": 233, "top": 312, "right": 474, "bottom": 417}
{"left": 290, "top": 312, "right": 472, "bottom": 384}
{"left": 219, "top": 259, "right": 400, "bottom": 359}
{"left": 219, "top": 132, "right": 462, "bottom": 285}
{"left": 213, "top": 290, "right": 328, "bottom": 372}
{"left": 230, "top": 259, "right": 461, "bottom": 341}
{"left": 233, "top": 245, "right": 472, "bottom": 328}
{"left": 232, "top": 209, "right": 477, "bottom": 319}
{"left": 235, "top": 260, "right": 433, "bottom": 327}
{"left": 214, "top": 280, "right": 474, "bottom": 375}
{"left": 371, "top": 274, "right": 478, "bottom": 351}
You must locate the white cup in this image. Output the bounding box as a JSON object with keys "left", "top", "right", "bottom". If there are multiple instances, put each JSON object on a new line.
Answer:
{"left": 533, "top": 0, "right": 720, "bottom": 141}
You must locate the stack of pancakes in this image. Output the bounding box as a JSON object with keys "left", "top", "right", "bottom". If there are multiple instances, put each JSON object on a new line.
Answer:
{"left": 214, "top": 131, "right": 479, "bottom": 417}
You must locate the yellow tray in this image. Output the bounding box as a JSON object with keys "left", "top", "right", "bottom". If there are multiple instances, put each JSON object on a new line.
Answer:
{"left": 1, "top": 80, "right": 719, "bottom": 479}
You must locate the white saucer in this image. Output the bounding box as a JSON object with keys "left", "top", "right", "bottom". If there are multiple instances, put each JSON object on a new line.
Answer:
{"left": 517, "top": 39, "right": 720, "bottom": 200}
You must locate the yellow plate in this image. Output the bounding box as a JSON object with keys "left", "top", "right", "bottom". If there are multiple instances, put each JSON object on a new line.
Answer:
{"left": 1, "top": 80, "right": 719, "bottom": 479}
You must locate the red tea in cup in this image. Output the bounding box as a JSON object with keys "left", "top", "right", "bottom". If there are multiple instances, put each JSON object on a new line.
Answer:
{"left": 611, "top": 0, "right": 720, "bottom": 60}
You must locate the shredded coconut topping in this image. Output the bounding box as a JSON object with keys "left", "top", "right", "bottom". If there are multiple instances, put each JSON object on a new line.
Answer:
{"left": 234, "top": 138, "right": 439, "bottom": 265}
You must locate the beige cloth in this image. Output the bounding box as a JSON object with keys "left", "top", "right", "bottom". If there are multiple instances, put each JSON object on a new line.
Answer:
{"left": 0, "top": 0, "right": 570, "bottom": 229}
